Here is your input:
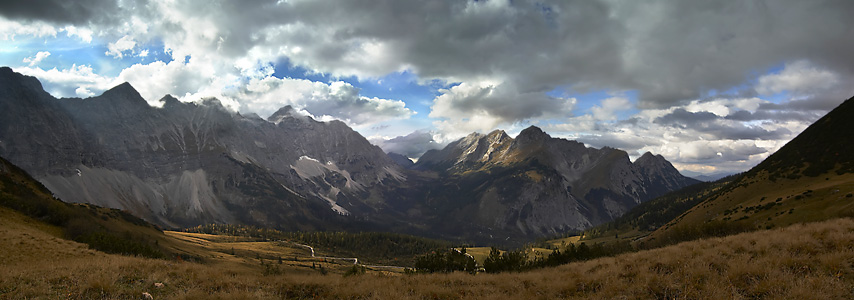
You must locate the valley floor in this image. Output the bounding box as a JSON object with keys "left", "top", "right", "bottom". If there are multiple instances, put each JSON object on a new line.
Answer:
{"left": 2, "top": 204, "right": 853, "bottom": 299}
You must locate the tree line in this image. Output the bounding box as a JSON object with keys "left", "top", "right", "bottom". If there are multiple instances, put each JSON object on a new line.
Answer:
{"left": 413, "top": 248, "right": 478, "bottom": 274}
{"left": 184, "top": 224, "right": 452, "bottom": 266}
{"left": 482, "top": 241, "right": 632, "bottom": 273}
{"left": 411, "top": 241, "right": 633, "bottom": 274}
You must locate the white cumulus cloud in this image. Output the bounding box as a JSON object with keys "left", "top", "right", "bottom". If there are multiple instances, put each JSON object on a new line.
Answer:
{"left": 105, "top": 35, "right": 136, "bottom": 58}
{"left": 756, "top": 60, "right": 841, "bottom": 98}
{"left": 22, "top": 51, "right": 50, "bottom": 66}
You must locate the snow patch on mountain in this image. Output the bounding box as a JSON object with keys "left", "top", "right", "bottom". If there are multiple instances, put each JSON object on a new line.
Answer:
{"left": 290, "top": 156, "right": 362, "bottom": 190}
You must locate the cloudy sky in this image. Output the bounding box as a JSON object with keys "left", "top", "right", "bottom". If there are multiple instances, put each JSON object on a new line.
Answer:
{"left": 1, "top": 0, "right": 852, "bottom": 176}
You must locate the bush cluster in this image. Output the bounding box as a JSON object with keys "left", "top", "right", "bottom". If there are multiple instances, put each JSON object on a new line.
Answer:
{"left": 414, "top": 248, "right": 477, "bottom": 274}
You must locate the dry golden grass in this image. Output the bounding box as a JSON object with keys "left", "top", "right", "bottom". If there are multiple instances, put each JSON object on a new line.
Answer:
{"left": 460, "top": 246, "right": 554, "bottom": 266}
{"left": 3, "top": 201, "right": 854, "bottom": 299}
{"left": 457, "top": 247, "right": 493, "bottom": 264}
{"left": 547, "top": 235, "right": 580, "bottom": 248}
{"left": 649, "top": 171, "right": 854, "bottom": 246}
{"left": 161, "top": 231, "right": 315, "bottom": 274}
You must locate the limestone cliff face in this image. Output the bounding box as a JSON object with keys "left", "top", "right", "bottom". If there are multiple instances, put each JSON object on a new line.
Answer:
{"left": 0, "top": 67, "right": 401, "bottom": 229}
{"left": 413, "top": 125, "right": 700, "bottom": 240}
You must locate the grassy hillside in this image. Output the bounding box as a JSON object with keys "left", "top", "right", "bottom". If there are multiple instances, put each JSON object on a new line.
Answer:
{"left": 3, "top": 204, "right": 852, "bottom": 298}
{"left": 749, "top": 95, "right": 854, "bottom": 178}
{"left": 643, "top": 97, "right": 854, "bottom": 248}
{"left": 646, "top": 170, "right": 854, "bottom": 247}
{"left": 575, "top": 174, "right": 738, "bottom": 246}
{"left": 0, "top": 156, "right": 168, "bottom": 258}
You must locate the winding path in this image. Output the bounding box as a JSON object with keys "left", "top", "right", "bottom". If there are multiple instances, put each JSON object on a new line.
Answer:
{"left": 280, "top": 240, "right": 407, "bottom": 271}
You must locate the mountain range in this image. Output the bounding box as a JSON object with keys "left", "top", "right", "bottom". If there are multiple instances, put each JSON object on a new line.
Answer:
{"left": 402, "top": 127, "right": 698, "bottom": 242}
{"left": 0, "top": 67, "right": 698, "bottom": 244}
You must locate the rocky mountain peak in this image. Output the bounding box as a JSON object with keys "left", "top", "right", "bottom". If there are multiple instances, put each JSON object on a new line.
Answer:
{"left": 0, "top": 66, "right": 20, "bottom": 82}
{"left": 0, "top": 66, "right": 24, "bottom": 82}
{"left": 200, "top": 97, "right": 226, "bottom": 109}
{"left": 159, "top": 94, "right": 181, "bottom": 107}
{"left": 0, "top": 67, "right": 48, "bottom": 98}
{"left": 267, "top": 105, "right": 312, "bottom": 124}
{"left": 516, "top": 125, "right": 550, "bottom": 143}
{"left": 268, "top": 104, "right": 294, "bottom": 118}
{"left": 486, "top": 129, "right": 510, "bottom": 144}
{"left": 102, "top": 82, "right": 139, "bottom": 97}
{"left": 635, "top": 151, "right": 679, "bottom": 172}
{"left": 635, "top": 151, "right": 662, "bottom": 165}
{"left": 632, "top": 151, "right": 699, "bottom": 199}
{"left": 99, "top": 82, "right": 149, "bottom": 108}
{"left": 459, "top": 132, "right": 485, "bottom": 145}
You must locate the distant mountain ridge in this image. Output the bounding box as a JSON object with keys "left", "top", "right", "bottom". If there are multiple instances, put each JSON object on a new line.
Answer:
{"left": 405, "top": 125, "right": 699, "bottom": 241}
{"left": 687, "top": 172, "right": 734, "bottom": 182}
{"left": 0, "top": 67, "right": 698, "bottom": 244}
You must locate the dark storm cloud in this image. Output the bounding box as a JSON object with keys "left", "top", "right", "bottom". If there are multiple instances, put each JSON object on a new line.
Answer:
{"left": 255, "top": 0, "right": 854, "bottom": 111}
{"left": 655, "top": 108, "right": 791, "bottom": 140}
{"left": 10, "top": 0, "right": 852, "bottom": 125}
{"left": 760, "top": 96, "right": 853, "bottom": 112}
{"left": 718, "top": 144, "right": 767, "bottom": 162}
{"left": 708, "top": 125, "right": 790, "bottom": 141}
{"left": 613, "top": 1, "right": 854, "bottom": 107}
{"left": 655, "top": 109, "right": 719, "bottom": 125}
{"left": 0, "top": 0, "right": 124, "bottom": 25}
{"left": 576, "top": 134, "right": 659, "bottom": 153}
{"left": 725, "top": 110, "right": 822, "bottom": 123}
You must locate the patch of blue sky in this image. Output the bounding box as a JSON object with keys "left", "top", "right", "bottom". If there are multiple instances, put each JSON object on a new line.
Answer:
{"left": 762, "top": 62, "right": 786, "bottom": 76}
{"left": 0, "top": 35, "right": 173, "bottom": 77}
{"left": 763, "top": 91, "right": 791, "bottom": 104}
{"left": 0, "top": 35, "right": 76, "bottom": 67}
{"left": 98, "top": 39, "right": 172, "bottom": 76}
{"left": 2, "top": 35, "right": 96, "bottom": 66}
{"left": 350, "top": 71, "right": 445, "bottom": 117}
{"left": 549, "top": 88, "right": 608, "bottom": 111}
{"left": 272, "top": 58, "right": 332, "bottom": 82}
{"left": 549, "top": 87, "right": 640, "bottom": 120}
{"left": 117, "top": 39, "right": 171, "bottom": 64}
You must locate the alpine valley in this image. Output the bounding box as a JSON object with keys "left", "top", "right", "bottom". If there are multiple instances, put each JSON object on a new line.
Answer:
{"left": 0, "top": 67, "right": 698, "bottom": 245}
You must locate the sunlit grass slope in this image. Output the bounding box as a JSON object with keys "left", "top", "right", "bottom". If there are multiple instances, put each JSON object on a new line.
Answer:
{"left": 3, "top": 199, "right": 853, "bottom": 299}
